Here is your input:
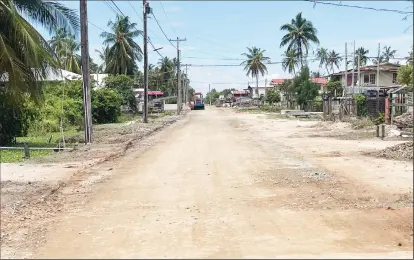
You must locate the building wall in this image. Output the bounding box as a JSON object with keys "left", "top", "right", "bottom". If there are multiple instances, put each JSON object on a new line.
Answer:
{"left": 339, "top": 71, "right": 398, "bottom": 87}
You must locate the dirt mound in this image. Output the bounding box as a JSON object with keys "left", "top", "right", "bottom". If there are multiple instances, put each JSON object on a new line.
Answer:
{"left": 373, "top": 142, "right": 413, "bottom": 161}
{"left": 394, "top": 112, "right": 413, "bottom": 129}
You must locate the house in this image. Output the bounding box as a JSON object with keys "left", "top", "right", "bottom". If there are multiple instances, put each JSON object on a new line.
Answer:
{"left": 91, "top": 73, "right": 109, "bottom": 89}
{"left": 271, "top": 77, "right": 328, "bottom": 92}
{"left": 0, "top": 68, "right": 82, "bottom": 83}
{"left": 330, "top": 63, "right": 400, "bottom": 87}
{"left": 231, "top": 90, "right": 250, "bottom": 99}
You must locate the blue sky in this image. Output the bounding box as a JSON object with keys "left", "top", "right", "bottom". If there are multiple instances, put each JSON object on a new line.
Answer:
{"left": 40, "top": 1, "right": 413, "bottom": 94}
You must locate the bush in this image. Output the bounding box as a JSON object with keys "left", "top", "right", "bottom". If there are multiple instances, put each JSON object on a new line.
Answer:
{"left": 354, "top": 94, "right": 367, "bottom": 117}
{"left": 266, "top": 89, "right": 281, "bottom": 103}
{"left": 104, "top": 75, "right": 137, "bottom": 112}
{"left": 92, "top": 88, "right": 123, "bottom": 124}
{"left": 326, "top": 81, "right": 343, "bottom": 97}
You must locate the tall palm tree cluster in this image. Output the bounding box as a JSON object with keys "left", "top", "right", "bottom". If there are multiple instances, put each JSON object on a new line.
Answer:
{"left": 315, "top": 47, "right": 342, "bottom": 75}
{"left": 0, "top": 0, "right": 79, "bottom": 101}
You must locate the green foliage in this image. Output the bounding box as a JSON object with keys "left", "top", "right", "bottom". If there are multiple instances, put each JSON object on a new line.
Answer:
{"left": 266, "top": 89, "right": 281, "bottom": 103}
{"left": 397, "top": 64, "right": 413, "bottom": 87}
{"left": 326, "top": 80, "right": 343, "bottom": 97}
{"left": 291, "top": 67, "right": 319, "bottom": 108}
{"left": 92, "top": 88, "right": 123, "bottom": 124}
{"left": 373, "top": 112, "right": 385, "bottom": 125}
{"left": 103, "top": 75, "right": 137, "bottom": 111}
{"left": 0, "top": 90, "right": 38, "bottom": 145}
{"left": 354, "top": 94, "right": 368, "bottom": 117}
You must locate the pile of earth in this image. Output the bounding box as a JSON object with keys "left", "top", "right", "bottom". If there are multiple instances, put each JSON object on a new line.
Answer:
{"left": 373, "top": 141, "right": 413, "bottom": 161}
{"left": 394, "top": 112, "right": 413, "bottom": 129}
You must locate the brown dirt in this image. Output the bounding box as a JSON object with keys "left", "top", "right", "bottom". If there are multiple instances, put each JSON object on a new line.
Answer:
{"left": 367, "top": 141, "right": 413, "bottom": 161}
{"left": 1, "top": 108, "right": 413, "bottom": 259}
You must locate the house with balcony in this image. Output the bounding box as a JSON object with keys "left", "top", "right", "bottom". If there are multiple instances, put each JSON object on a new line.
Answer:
{"left": 330, "top": 63, "right": 400, "bottom": 88}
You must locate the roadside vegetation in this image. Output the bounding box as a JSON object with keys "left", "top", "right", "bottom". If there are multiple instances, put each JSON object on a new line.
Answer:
{"left": 0, "top": 0, "right": 194, "bottom": 163}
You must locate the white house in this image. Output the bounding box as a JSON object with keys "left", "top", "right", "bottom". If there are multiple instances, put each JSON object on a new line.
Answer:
{"left": 330, "top": 63, "right": 400, "bottom": 87}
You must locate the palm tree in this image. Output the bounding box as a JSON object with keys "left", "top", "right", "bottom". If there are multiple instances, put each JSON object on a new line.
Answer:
{"left": 381, "top": 46, "right": 397, "bottom": 62}
{"left": 95, "top": 47, "right": 110, "bottom": 73}
{"left": 240, "top": 46, "right": 270, "bottom": 95}
{"left": 49, "top": 28, "right": 68, "bottom": 59}
{"left": 58, "top": 35, "right": 81, "bottom": 73}
{"left": 0, "top": 0, "right": 79, "bottom": 102}
{"left": 355, "top": 47, "right": 369, "bottom": 66}
{"left": 407, "top": 46, "right": 413, "bottom": 65}
{"left": 316, "top": 47, "right": 329, "bottom": 75}
{"left": 101, "top": 15, "right": 143, "bottom": 75}
{"left": 280, "top": 12, "right": 319, "bottom": 67}
{"left": 372, "top": 56, "right": 385, "bottom": 65}
{"left": 326, "top": 50, "right": 342, "bottom": 74}
{"left": 282, "top": 49, "right": 299, "bottom": 75}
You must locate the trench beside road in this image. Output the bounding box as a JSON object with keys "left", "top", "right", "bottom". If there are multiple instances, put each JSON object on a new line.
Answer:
{"left": 32, "top": 107, "right": 412, "bottom": 258}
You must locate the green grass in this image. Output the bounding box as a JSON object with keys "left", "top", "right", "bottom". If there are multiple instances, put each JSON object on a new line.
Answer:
{"left": 0, "top": 129, "right": 78, "bottom": 163}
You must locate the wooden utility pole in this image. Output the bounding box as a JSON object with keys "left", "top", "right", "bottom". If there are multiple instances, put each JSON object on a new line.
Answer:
{"left": 351, "top": 40, "right": 355, "bottom": 87}
{"left": 357, "top": 55, "right": 361, "bottom": 88}
{"left": 80, "top": 0, "right": 92, "bottom": 144}
{"left": 184, "top": 64, "right": 188, "bottom": 105}
{"left": 142, "top": 0, "right": 150, "bottom": 123}
{"left": 344, "top": 42, "right": 348, "bottom": 96}
{"left": 169, "top": 37, "right": 186, "bottom": 114}
{"left": 208, "top": 84, "right": 211, "bottom": 105}
{"left": 376, "top": 43, "right": 380, "bottom": 114}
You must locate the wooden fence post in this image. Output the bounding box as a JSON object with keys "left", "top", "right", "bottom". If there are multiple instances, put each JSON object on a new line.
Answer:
{"left": 23, "top": 143, "right": 30, "bottom": 159}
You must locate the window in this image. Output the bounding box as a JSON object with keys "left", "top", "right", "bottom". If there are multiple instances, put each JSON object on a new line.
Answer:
{"left": 363, "top": 74, "right": 369, "bottom": 84}
{"left": 392, "top": 73, "right": 397, "bottom": 84}
{"left": 369, "top": 74, "right": 376, "bottom": 85}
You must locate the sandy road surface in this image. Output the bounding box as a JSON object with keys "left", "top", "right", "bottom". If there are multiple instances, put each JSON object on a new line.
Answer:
{"left": 33, "top": 108, "right": 412, "bottom": 258}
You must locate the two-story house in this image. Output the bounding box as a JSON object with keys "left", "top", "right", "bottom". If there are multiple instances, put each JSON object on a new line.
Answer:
{"left": 330, "top": 63, "right": 400, "bottom": 87}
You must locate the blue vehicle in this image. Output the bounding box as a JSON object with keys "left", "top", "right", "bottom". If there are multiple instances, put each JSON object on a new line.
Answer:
{"left": 192, "top": 92, "right": 205, "bottom": 110}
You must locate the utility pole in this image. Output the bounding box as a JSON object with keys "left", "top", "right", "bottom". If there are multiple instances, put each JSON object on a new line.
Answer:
{"left": 80, "top": 0, "right": 92, "bottom": 144}
{"left": 351, "top": 40, "right": 355, "bottom": 88}
{"left": 142, "top": 0, "right": 150, "bottom": 123}
{"left": 208, "top": 84, "right": 211, "bottom": 105}
{"left": 344, "top": 42, "right": 348, "bottom": 96}
{"left": 185, "top": 64, "right": 188, "bottom": 106}
{"left": 357, "top": 55, "right": 361, "bottom": 89}
{"left": 376, "top": 43, "right": 380, "bottom": 114}
{"left": 169, "top": 37, "right": 187, "bottom": 114}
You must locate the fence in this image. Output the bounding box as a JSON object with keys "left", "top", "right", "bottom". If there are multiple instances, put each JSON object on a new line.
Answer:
{"left": 323, "top": 97, "right": 357, "bottom": 119}
{"left": 0, "top": 144, "right": 73, "bottom": 159}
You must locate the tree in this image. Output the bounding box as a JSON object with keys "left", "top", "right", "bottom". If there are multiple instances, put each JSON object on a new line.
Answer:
{"left": 316, "top": 47, "right": 329, "bottom": 75}
{"left": 311, "top": 71, "right": 321, "bottom": 78}
{"left": 355, "top": 47, "right": 370, "bottom": 66}
{"left": 101, "top": 15, "right": 143, "bottom": 75}
{"left": 326, "top": 50, "right": 342, "bottom": 74}
{"left": 325, "top": 80, "right": 343, "bottom": 97}
{"left": 291, "top": 67, "right": 319, "bottom": 109}
{"left": 241, "top": 46, "right": 270, "bottom": 96}
{"left": 103, "top": 75, "right": 137, "bottom": 112}
{"left": 58, "top": 34, "right": 80, "bottom": 73}
{"left": 92, "top": 88, "right": 122, "bottom": 124}
{"left": 397, "top": 64, "right": 413, "bottom": 88}
{"left": 0, "top": 0, "right": 79, "bottom": 103}
{"left": 381, "top": 46, "right": 397, "bottom": 62}
{"left": 95, "top": 47, "right": 110, "bottom": 73}
{"left": 280, "top": 12, "right": 319, "bottom": 67}
{"left": 282, "top": 49, "right": 299, "bottom": 75}
{"left": 407, "top": 46, "right": 413, "bottom": 65}
{"left": 266, "top": 89, "right": 281, "bottom": 103}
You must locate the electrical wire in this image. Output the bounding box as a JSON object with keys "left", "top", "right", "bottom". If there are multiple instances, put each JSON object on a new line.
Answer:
{"left": 109, "top": 0, "right": 126, "bottom": 16}
{"left": 159, "top": 1, "right": 177, "bottom": 35}
{"left": 307, "top": 0, "right": 413, "bottom": 15}
{"left": 152, "top": 12, "right": 177, "bottom": 49}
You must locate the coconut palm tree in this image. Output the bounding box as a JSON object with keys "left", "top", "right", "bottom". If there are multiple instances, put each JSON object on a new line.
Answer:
{"left": 280, "top": 12, "right": 319, "bottom": 67}
{"left": 240, "top": 46, "right": 270, "bottom": 95}
{"left": 326, "top": 50, "right": 342, "bottom": 74}
{"left": 316, "top": 47, "right": 329, "bottom": 75}
{"left": 101, "top": 15, "right": 143, "bottom": 75}
{"left": 49, "top": 28, "right": 68, "bottom": 59}
{"left": 381, "top": 46, "right": 397, "bottom": 62}
{"left": 58, "top": 35, "right": 81, "bottom": 73}
{"left": 0, "top": 0, "right": 79, "bottom": 102}
{"left": 95, "top": 47, "right": 110, "bottom": 73}
{"left": 407, "top": 46, "right": 413, "bottom": 65}
{"left": 282, "top": 49, "right": 299, "bottom": 75}
{"left": 355, "top": 47, "right": 370, "bottom": 66}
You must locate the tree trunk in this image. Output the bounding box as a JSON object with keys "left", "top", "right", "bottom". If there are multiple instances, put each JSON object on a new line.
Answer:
{"left": 256, "top": 74, "right": 259, "bottom": 97}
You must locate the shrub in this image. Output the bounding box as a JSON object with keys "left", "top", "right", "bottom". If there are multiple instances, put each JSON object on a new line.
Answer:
{"left": 354, "top": 94, "right": 367, "bottom": 117}
{"left": 104, "top": 75, "right": 137, "bottom": 112}
{"left": 92, "top": 88, "right": 123, "bottom": 124}
{"left": 266, "top": 89, "right": 281, "bottom": 103}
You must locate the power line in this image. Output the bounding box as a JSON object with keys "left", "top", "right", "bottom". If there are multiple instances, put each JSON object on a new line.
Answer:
{"left": 159, "top": 1, "right": 177, "bottom": 35}
{"left": 152, "top": 12, "right": 177, "bottom": 50}
{"left": 307, "top": 0, "right": 413, "bottom": 15}
{"left": 109, "top": 0, "right": 125, "bottom": 16}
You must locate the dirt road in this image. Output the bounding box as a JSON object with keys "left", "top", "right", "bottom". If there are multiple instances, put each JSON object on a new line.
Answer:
{"left": 32, "top": 108, "right": 413, "bottom": 258}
